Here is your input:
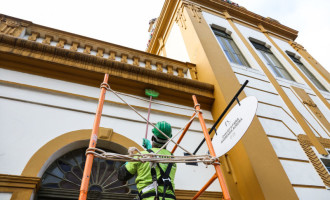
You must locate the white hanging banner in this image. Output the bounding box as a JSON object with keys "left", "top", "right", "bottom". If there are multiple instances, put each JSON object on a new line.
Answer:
{"left": 212, "top": 96, "right": 258, "bottom": 157}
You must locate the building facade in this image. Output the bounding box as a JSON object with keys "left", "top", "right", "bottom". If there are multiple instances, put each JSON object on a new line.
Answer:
{"left": 147, "top": 0, "right": 330, "bottom": 199}
{"left": 1, "top": 0, "right": 330, "bottom": 199}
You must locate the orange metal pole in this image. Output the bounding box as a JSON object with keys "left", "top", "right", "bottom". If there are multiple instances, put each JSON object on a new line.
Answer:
{"left": 192, "top": 95, "right": 231, "bottom": 200}
{"left": 192, "top": 173, "right": 217, "bottom": 200}
{"left": 78, "top": 74, "right": 109, "bottom": 200}
{"left": 171, "top": 113, "right": 195, "bottom": 154}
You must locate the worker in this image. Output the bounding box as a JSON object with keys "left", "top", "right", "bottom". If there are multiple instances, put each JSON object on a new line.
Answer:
{"left": 118, "top": 121, "right": 177, "bottom": 200}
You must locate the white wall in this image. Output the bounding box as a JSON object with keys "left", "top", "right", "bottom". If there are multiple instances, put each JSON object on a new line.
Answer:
{"left": 0, "top": 68, "right": 220, "bottom": 191}
{"left": 0, "top": 193, "right": 12, "bottom": 200}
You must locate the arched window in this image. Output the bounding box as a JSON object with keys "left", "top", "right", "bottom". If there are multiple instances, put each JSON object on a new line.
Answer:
{"left": 37, "top": 148, "right": 138, "bottom": 200}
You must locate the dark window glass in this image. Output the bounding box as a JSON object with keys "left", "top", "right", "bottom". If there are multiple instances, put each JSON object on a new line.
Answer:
{"left": 250, "top": 41, "right": 295, "bottom": 81}
{"left": 287, "top": 54, "right": 327, "bottom": 91}
{"left": 213, "top": 28, "right": 250, "bottom": 67}
{"left": 321, "top": 158, "right": 330, "bottom": 173}
{"left": 37, "top": 148, "right": 138, "bottom": 200}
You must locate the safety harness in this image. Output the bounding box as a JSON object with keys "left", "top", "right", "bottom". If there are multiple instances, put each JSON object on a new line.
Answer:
{"left": 138, "top": 149, "right": 176, "bottom": 200}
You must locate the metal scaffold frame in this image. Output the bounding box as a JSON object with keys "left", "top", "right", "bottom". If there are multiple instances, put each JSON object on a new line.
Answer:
{"left": 78, "top": 73, "right": 239, "bottom": 200}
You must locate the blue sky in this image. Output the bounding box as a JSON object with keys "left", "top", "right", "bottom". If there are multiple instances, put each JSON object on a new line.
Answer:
{"left": 1, "top": 0, "right": 329, "bottom": 73}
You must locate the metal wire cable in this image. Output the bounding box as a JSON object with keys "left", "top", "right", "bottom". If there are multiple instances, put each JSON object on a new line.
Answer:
{"left": 107, "top": 87, "right": 195, "bottom": 155}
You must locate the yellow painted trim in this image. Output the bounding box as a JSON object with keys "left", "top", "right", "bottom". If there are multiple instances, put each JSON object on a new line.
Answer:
{"left": 278, "top": 157, "right": 310, "bottom": 163}
{"left": 223, "top": 11, "right": 328, "bottom": 155}
{"left": 297, "top": 134, "right": 330, "bottom": 187}
{"left": 289, "top": 41, "right": 330, "bottom": 84}
{"left": 175, "top": 189, "right": 222, "bottom": 199}
{"left": 0, "top": 33, "right": 215, "bottom": 109}
{"left": 292, "top": 184, "right": 326, "bottom": 189}
{"left": 22, "top": 128, "right": 142, "bottom": 177}
{"left": 258, "top": 24, "right": 330, "bottom": 110}
{"left": 0, "top": 174, "right": 39, "bottom": 200}
{"left": 267, "top": 135, "right": 297, "bottom": 141}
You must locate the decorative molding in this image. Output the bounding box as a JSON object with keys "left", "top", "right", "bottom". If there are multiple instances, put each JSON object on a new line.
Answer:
{"left": 0, "top": 34, "right": 214, "bottom": 108}
{"left": 175, "top": 4, "right": 187, "bottom": 30}
{"left": 42, "top": 35, "right": 52, "bottom": 45}
{"left": 121, "top": 54, "right": 128, "bottom": 63}
{"left": 56, "top": 38, "right": 66, "bottom": 48}
{"left": 96, "top": 48, "right": 104, "bottom": 57}
{"left": 290, "top": 86, "right": 330, "bottom": 134}
{"left": 297, "top": 134, "right": 330, "bottom": 187}
{"left": 28, "top": 31, "right": 39, "bottom": 41}
{"left": 223, "top": 10, "right": 232, "bottom": 20}
{"left": 156, "top": 62, "right": 163, "bottom": 72}
{"left": 187, "top": 3, "right": 202, "bottom": 23}
{"left": 0, "top": 174, "right": 40, "bottom": 189}
{"left": 83, "top": 45, "right": 92, "bottom": 54}
{"left": 0, "top": 15, "right": 30, "bottom": 37}
{"left": 22, "top": 129, "right": 143, "bottom": 177}
{"left": 109, "top": 51, "right": 116, "bottom": 60}
{"left": 145, "top": 60, "right": 152, "bottom": 69}
{"left": 0, "top": 14, "right": 198, "bottom": 80}
{"left": 177, "top": 68, "right": 184, "bottom": 77}
{"left": 70, "top": 42, "right": 79, "bottom": 51}
{"left": 187, "top": 63, "right": 198, "bottom": 80}
{"left": 290, "top": 41, "right": 306, "bottom": 52}
{"left": 133, "top": 56, "right": 139, "bottom": 66}
{"left": 167, "top": 65, "right": 174, "bottom": 75}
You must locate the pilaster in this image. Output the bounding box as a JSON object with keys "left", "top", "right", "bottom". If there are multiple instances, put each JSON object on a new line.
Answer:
{"left": 175, "top": 3, "right": 300, "bottom": 199}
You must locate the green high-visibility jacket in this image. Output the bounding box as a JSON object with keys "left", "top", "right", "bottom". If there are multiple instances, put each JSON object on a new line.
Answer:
{"left": 125, "top": 148, "right": 176, "bottom": 199}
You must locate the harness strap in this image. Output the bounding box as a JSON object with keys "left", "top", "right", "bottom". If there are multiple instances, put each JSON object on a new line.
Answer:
{"left": 146, "top": 149, "right": 175, "bottom": 200}
{"left": 157, "top": 163, "right": 174, "bottom": 200}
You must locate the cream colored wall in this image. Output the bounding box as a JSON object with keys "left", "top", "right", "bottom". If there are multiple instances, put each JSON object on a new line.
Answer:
{"left": 0, "top": 193, "right": 12, "bottom": 200}
{"left": 202, "top": 10, "right": 330, "bottom": 199}
{"left": 0, "top": 68, "right": 221, "bottom": 192}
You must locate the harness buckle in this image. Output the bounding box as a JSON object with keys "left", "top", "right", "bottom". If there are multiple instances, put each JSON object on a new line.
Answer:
{"left": 162, "top": 177, "right": 171, "bottom": 183}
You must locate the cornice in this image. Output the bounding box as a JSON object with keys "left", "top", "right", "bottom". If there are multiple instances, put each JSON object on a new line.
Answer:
{"left": 0, "top": 33, "right": 214, "bottom": 108}
{"left": 189, "top": 0, "right": 298, "bottom": 40}
{"left": 0, "top": 174, "right": 40, "bottom": 189}
{"left": 147, "top": 0, "right": 298, "bottom": 54}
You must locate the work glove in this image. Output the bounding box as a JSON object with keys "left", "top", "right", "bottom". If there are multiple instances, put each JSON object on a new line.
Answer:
{"left": 142, "top": 138, "right": 152, "bottom": 150}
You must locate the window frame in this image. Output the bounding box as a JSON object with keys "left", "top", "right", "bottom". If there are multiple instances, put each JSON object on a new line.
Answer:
{"left": 250, "top": 40, "right": 295, "bottom": 81}
{"left": 287, "top": 53, "right": 328, "bottom": 92}
{"left": 212, "top": 27, "right": 250, "bottom": 68}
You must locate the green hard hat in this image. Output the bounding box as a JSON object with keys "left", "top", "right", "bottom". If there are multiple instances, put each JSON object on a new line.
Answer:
{"left": 152, "top": 121, "right": 172, "bottom": 139}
